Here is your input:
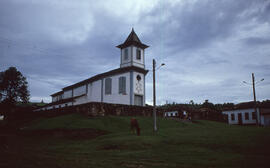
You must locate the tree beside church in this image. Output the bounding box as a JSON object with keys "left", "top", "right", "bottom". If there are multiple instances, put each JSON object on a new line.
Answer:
{"left": 0, "top": 67, "right": 30, "bottom": 104}
{"left": 0, "top": 67, "right": 30, "bottom": 119}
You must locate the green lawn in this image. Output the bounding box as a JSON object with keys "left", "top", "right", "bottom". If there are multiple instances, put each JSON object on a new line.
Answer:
{"left": 1, "top": 114, "right": 270, "bottom": 168}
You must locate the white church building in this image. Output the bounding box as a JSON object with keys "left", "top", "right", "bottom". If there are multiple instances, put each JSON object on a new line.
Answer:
{"left": 39, "top": 29, "right": 149, "bottom": 110}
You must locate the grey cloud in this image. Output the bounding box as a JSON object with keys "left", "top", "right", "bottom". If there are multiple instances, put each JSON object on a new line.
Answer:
{"left": 243, "top": 37, "right": 270, "bottom": 46}
{"left": 141, "top": 0, "right": 254, "bottom": 54}
{"left": 1, "top": 0, "right": 270, "bottom": 104}
{"left": 242, "top": 63, "right": 270, "bottom": 77}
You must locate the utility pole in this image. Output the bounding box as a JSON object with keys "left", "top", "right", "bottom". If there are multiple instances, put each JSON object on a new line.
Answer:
{"left": 243, "top": 73, "right": 264, "bottom": 126}
{"left": 252, "top": 73, "right": 259, "bottom": 125}
{"left": 153, "top": 59, "right": 157, "bottom": 132}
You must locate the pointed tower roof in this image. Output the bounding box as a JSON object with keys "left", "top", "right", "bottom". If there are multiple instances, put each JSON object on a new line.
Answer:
{"left": 117, "top": 28, "right": 149, "bottom": 49}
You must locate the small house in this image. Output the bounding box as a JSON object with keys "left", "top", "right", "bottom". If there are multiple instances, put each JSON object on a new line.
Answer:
{"left": 222, "top": 101, "right": 270, "bottom": 126}
{"left": 164, "top": 111, "right": 179, "bottom": 117}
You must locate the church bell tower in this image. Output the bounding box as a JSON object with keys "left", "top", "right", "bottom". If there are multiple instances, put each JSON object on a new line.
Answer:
{"left": 117, "top": 28, "right": 149, "bottom": 69}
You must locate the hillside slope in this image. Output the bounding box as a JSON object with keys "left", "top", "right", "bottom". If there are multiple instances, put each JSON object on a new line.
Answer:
{"left": 1, "top": 114, "right": 270, "bottom": 168}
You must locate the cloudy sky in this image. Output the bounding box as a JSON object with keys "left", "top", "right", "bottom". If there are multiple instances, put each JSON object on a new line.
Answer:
{"left": 1, "top": 0, "right": 270, "bottom": 105}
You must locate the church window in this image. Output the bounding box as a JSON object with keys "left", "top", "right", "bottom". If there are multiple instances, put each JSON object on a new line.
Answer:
{"left": 136, "top": 49, "right": 141, "bottom": 60}
{"left": 124, "top": 49, "right": 128, "bottom": 60}
{"left": 105, "top": 78, "right": 112, "bottom": 95}
{"left": 119, "top": 76, "right": 126, "bottom": 94}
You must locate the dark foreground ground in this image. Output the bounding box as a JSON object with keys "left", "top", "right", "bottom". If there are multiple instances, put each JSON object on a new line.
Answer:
{"left": 1, "top": 114, "right": 270, "bottom": 168}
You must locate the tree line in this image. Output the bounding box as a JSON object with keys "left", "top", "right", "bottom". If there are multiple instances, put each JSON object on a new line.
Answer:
{"left": 160, "top": 99, "right": 235, "bottom": 112}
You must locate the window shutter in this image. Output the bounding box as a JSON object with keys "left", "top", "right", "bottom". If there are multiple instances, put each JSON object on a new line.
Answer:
{"left": 105, "top": 78, "right": 112, "bottom": 94}
{"left": 124, "top": 49, "right": 128, "bottom": 60}
{"left": 123, "top": 77, "right": 126, "bottom": 93}
{"left": 105, "top": 79, "right": 108, "bottom": 94}
{"left": 136, "top": 49, "right": 141, "bottom": 60}
{"left": 109, "top": 78, "right": 112, "bottom": 94}
{"left": 119, "top": 77, "right": 123, "bottom": 93}
{"left": 119, "top": 77, "right": 126, "bottom": 94}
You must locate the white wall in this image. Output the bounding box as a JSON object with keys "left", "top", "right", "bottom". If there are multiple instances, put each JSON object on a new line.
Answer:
{"left": 64, "top": 90, "right": 72, "bottom": 99}
{"left": 52, "top": 93, "right": 63, "bottom": 102}
{"left": 73, "top": 80, "right": 102, "bottom": 105}
{"left": 88, "top": 80, "right": 102, "bottom": 102}
{"left": 121, "top": 62, "right": 132, "bottom": 67}
{"left": 43, "top": 69, "right": 147, "bottom": 110}
{"left": 73, "top": 95, "right": 88, "bottom": 105}
{"left": 73, "top": 85, "right": 86, "bottom": 97}
{"left": 52, "top": 96, "right": 58, "bottom": 102}
{"left": 58, "top": 94, "right": 63, "bottom": 101}
{"left": 222, "top": 108, "right": 259, "bottom": 125}
{"left": 103, "top": 72, "right": 130, "bottom": 105}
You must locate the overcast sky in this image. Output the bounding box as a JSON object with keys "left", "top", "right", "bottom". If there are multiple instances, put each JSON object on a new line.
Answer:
{"left": 1, "top": 0, "right": 270, "bottom": 105}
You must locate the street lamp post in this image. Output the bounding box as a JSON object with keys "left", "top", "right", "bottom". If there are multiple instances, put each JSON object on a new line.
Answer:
{"left": 152, "top": 59, "right": 165, "bottom": 132}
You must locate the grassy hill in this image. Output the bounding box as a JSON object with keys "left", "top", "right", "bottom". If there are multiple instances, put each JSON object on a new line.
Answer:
{"left": 1, "top": 114, "right": 270, "bottom": 168}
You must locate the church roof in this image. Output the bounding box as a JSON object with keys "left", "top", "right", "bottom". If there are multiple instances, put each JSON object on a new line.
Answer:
{"left": 50, "top": 91, "right": 63, "bottom": 97}
{"left": 116, "top": 28, "right": 149, "bottom": 49}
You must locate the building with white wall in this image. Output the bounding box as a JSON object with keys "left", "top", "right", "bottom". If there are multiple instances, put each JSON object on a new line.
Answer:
{"left": 164, "top": 111, "right": 179, "bottom": 117}
{"left": 222, "top": 108, "right": 259, "bottom": 125}
{"left": 222, "top": 101, "right": 270, "bottom": 126}
{"left": 39, "top": 29, "right": 149, "bottom": 110}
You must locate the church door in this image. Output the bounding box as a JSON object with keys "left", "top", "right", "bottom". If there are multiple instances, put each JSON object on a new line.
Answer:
{"left": 134, "top": 95, "right": 143, "bottom": 106}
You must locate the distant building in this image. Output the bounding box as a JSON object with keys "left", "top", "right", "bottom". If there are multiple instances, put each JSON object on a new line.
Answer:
{"left": 222, "top": 101, "right": 270, "bottom": 126}
{"left": 38, "top": 29, "right": 149, "bottom": 111}
{"left": 164, "top": 111, "right": 179, "bottom": 117}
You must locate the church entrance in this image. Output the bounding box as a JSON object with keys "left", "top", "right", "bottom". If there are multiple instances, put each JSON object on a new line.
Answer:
{"left": 134, "top": 95, "right": 143, "bottom": 106}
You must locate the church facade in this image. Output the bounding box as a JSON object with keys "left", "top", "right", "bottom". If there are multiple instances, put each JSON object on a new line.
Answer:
{"left": 39, "top": 29, "right": 149, "bottom": 110}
